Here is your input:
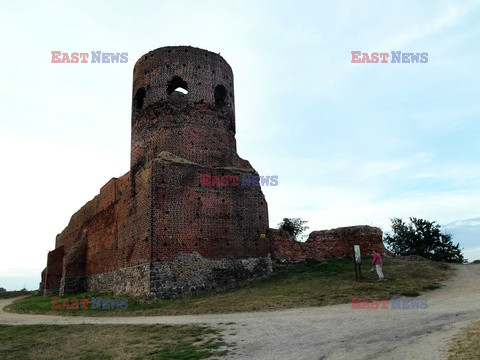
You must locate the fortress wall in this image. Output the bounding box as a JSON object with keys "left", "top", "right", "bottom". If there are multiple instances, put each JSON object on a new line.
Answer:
{"left": 151, "top": 156, "right": 270, "bottom": 262}
{"left": 267, "top": 229, "right": 308, "bottom": 262}
{"left": 44, "top": 245, "right": 64, "bottom": 296}
{"left": 87, "top": 263, "right": 151, "bottom": 296}
{"left": 60, "top": 234, "right": 88, "bottom": 295}
{"left": 306, "top": 226, "right": 385, "bottom": 259}
{"left": 268, "top": 226, "right": 386, "bottom": 262}
{"left": 150, "top": 252, "right": 272, "bottom": 298}
{"left": 85, "top": 168, "right": 152, "bottom": 275}
{"left": 55, "top": 175, "right": 127, "bottom": 253}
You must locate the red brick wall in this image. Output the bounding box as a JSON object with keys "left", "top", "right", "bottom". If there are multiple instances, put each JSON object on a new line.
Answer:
{"left": 307, "top": 226, "right": 386, "bottom": 259}
{"left": 151, "top": 156, "right": 269, "bottom": 261}
{"left": 268, "top": 225, "right": 386, "bottom": 261}
{"left": 268, "top": 229, "right": 308, "bottom": 261}
{"left": 63, "top": 233, "right": 87, "bottom": 277}
{"left": 45, "top": 245, "right": 64, "bottom": 294}
{"left": 52, "top": 169, "right": 153, "bottom": 278}
{"left": 84, "top": 169, "right": 152, "bottom": 275}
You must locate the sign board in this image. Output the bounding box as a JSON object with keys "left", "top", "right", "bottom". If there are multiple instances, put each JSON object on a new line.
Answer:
{"left": 354, "top": 245, "right": 361, "bottom": 264}
{"left": 353, "top": 244, "right": 362, "bottom": 280}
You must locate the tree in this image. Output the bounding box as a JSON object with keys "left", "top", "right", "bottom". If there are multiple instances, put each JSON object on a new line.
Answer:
{"left": 384, "top": 217, "right": 464, "bottom": 263}
{"left": 278, "top": 217, "right": 309, "bottom": 241}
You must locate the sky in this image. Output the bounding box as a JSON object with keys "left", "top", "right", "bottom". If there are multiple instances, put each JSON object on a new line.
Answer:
{"left": 0, "top": 0, "right": 479, "bottom": 290}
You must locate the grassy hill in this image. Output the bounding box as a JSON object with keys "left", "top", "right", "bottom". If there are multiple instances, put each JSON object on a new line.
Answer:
{"left": 5, "top": 257, "right": 452, "bottom": 316}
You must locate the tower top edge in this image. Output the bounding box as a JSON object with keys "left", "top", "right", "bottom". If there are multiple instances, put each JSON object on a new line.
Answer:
{"left": 134, "top": 46, "right": 231, "bottom": 69}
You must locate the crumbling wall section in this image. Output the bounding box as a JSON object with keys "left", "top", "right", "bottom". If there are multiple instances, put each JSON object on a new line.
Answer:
{"left": 44, "top": 246, "right": 64, "bottom": 296}
{"left": 268, "top": 225, "right": 385, "bottom": 262}
{"left": 60, "top": 232, "right": 87, "bottom": 295}
{"left": 307, "top": 226, "right": 385, "bottom": 259}
{"left": 268, "top": 229, "right": 308, "bottom": 262}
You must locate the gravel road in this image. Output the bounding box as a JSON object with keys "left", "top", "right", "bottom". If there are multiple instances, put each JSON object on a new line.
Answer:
{"left": 1, "top": 264, "right": 479, "bottom": 359}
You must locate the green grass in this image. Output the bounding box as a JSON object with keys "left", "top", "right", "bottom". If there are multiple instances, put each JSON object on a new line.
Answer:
{"left": 0, "top": 290, "right": 35, "bottom": 299}
{"left": 0, "top": 324, "right": 231, "bottom": 360}
{"left": 5, "top": 258, "right": 453, "bottom": 317}
{"left": 447, "top": 320, "right": 480, "bottom": 360}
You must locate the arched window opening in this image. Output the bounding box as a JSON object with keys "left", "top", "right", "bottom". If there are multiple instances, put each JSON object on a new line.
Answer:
{"left": 134, "top": 88, "right": 146, "bottom": 110}
{"left": 214, "top": 85, "right": 228, "bottom": 107}
{"left": 167, "top": 76, "right": 188, "bottom": 95}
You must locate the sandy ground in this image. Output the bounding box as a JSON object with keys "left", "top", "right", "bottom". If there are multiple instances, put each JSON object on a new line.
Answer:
{"left": 1, "top": 264, "right": 479, "bottom": 359}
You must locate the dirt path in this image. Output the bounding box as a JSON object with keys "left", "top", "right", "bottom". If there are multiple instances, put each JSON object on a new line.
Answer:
{"left": 1, "top": 264, "right": 479, "bottom": 359}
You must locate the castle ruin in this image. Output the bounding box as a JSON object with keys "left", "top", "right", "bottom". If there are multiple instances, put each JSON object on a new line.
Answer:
{"left": 41, "top": 46, "right": 385, "bottom": 298}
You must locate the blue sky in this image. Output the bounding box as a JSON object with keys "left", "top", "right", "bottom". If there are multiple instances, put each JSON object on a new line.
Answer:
{"left": 1, "top": 0, "right": 479, "bottom": 290}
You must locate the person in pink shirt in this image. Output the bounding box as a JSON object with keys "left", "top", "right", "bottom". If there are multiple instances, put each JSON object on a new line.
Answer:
{"left": 372, "top": 249, "right": 384, "bottom": 281}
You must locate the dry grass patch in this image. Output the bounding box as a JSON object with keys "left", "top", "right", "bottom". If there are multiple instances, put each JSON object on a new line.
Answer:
{"left": 447, "top": 321, "right": 480, "bottom": 360}
{"left": 0, "top": 324, "right": 230, "bottom": 359}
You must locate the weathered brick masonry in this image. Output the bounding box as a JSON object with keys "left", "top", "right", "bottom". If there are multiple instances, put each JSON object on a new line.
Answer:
{"left": 268, "top": 226, "right": 387, "bottom": 263}
{"left": 41, "top": 46, "right": 386, "bottom": 298}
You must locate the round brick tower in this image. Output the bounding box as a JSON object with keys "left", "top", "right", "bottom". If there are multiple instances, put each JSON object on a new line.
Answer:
{"left": 131, "top": 46, "right": 250, "bottom": 175}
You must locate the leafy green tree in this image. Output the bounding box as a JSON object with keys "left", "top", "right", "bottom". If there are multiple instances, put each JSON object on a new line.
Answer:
{"left": 278, "top": 217, "right": 309, "bottom": 241}
{"left": 384, "top": 217, "right": 464, "bottom": 263}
